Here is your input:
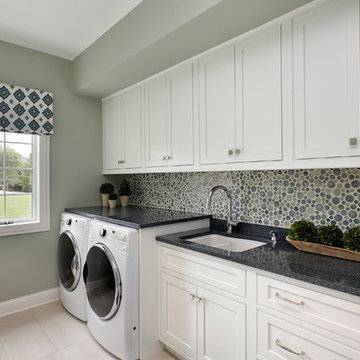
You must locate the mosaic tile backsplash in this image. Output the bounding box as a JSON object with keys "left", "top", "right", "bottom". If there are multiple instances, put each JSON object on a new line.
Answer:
{"left": 126, "top": 168, "right": 360, "bottom": 231}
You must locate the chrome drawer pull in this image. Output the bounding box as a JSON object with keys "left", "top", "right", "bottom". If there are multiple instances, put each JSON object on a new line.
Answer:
{"left": 276, "top": 339, "right": 304, "bottom": 356}
{"left": 275, "top": 292, "right": 304, "bottom": 306}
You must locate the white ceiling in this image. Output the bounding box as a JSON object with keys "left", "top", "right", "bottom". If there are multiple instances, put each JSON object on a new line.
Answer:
{"left": 0, "top": 0, "right": 144, "bottom": 60}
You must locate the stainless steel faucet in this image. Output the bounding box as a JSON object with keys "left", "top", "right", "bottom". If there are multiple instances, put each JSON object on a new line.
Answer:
{"left": 206, "top": 185, "right": 237, "bottom": 233}
{"left": 269, "top": 230, "right": 278, "bottom": 248}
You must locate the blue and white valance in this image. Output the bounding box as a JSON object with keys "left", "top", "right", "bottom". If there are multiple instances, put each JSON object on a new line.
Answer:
{"left": 0, "top": 82, "right": 53, "bottom": 136}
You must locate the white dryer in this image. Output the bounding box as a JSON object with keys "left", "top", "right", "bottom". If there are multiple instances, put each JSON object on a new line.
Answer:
{"left": 57, "top": 212, "right": 90, "bottom": 321}
{"left": 85, "top": 220, "right": 139, "bottom": 360}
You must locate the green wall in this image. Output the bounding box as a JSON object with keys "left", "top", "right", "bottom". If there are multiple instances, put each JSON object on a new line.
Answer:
{"left": 72, "top": 0, "right": 311, "bottom": 98}
{"left": 0, "top": 40, "right": 104, "bottom": 302}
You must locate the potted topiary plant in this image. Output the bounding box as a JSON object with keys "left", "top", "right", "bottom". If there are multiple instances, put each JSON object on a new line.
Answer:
{"left": 119, "top": 179, "right": 131, "bottom": 207}
{"left": 99, "top": 183, "right": 114, "bottom": 207}
{"left": 287, "top": 220, "right": 360, "bottom": 262}
{"left": 288, "top": 221, "right": 319, "bottom": 243}
{"left": 343, "top": 226, "right": 360, "bottom": 252}
{"left": 318, "top": 225, "right": 343, "bottom": 247}
{"left": 108, "top": 193, "right": 118, "bottom": 209}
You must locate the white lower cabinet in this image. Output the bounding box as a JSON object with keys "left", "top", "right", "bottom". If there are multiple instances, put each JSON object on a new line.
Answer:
{"left": 160, "top": 273, "right": 197, "bottom": 360}
{"left": 159, "top": 245, "right": 360, "bottom": 360}
{"left": 258, "top": 311, "right": 360, "bottom": 360}
{"left": 160, "top": 271, "right": 246, "bottom": 360}
{"left": 197, "top": 286, "right": 246, "bottom": 360}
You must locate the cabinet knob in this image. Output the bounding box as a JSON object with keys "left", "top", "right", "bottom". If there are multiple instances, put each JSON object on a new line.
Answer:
{"left": 349, "top": 138, "right": 357, "bottom": 146}
{"left": 228, "top": 149, "right": 233, "bottom": 156}
{"left": 235, "top": 149, "right": 240, "bottom": 154}
{"left": 162, "top": 156, "right": 166, "bottom": 160}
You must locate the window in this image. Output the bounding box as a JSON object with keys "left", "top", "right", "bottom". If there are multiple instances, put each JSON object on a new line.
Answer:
{"left": 0, "top": 132, "right": 49, "bottom": 236}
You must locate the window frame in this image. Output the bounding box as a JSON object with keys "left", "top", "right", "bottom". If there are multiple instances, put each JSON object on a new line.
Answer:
{"left": 0, "top": 135, "right": 50, "bottom": 237}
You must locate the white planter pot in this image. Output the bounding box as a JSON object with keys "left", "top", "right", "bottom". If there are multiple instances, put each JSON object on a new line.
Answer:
{"left": 101, "top": 194, "right": 109, "bottom": 207}
{"left": 108, "top": 199, "right": 117, "bottom": 209}
{"left": 120, "top": 196, "right": 130, "bottom": 207}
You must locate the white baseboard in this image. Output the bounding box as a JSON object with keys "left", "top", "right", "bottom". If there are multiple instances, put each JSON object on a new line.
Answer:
{"left": 0, "top": 287, "right": 59, "bottom": 318}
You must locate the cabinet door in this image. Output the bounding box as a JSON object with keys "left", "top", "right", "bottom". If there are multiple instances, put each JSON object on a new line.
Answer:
{"left": 144, "top": 75, "right": 168, "bottom": 167}
{"left": 102, "top": 96, "right": 124, "bottom": 171}
{"left": 167, "top": 63, "right": 194, "bottom": 166}
{"left": 122, "top": 87, "right": 142, "bottom": 169}
{"left": 160, "top": 272, "right": 197, "bottom": 360}
{"left": 235, "top": 25, "right": 282, "bottom": 162}
{"left": 197, "top": 286, "right": 246, "bottom": 360}
{"left": 293, "top": 0, "right": 360, "bottom": 159}
{"left": 199, "top": 46, "right": 236, "bottom": 165}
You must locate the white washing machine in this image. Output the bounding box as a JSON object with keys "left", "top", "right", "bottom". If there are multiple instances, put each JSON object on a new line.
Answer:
{"left": 85, "top": 220, "right": 139, "bottom": 360}
{"left": 57, "top": 212, "right": 90, "bottom": 321}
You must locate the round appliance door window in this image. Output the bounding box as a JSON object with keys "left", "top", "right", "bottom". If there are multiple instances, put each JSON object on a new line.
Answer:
{"left": 85, "top": 243, "right": 122, "bottom": 320}
{"left": 57, "top": 230, "right": 81, "bottom": 291}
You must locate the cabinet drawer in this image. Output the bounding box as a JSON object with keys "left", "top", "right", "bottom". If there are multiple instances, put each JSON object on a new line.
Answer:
{"left": 257, "top": 275, "right": 360, "bottom": 342}
{"left": 258, "top": 311, "right": 360, "bottom": 360}
{"left": 160, "top": 246, "right": 246, "bottom": 297}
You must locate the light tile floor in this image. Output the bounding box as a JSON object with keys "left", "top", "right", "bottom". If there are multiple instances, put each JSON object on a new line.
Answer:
{"left": 0, "top": 301, "right": 177, "bottom": 360}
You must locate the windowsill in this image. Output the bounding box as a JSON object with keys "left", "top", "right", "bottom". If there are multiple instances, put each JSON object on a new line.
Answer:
{"left": 0, "top": 220, "right": 50, "bottom": 237}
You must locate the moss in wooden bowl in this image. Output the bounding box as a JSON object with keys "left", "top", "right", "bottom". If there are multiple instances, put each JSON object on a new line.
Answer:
{"left": 343, "top": 226, "right": 360, "bottom": 252}
{"left": 318, "top": 225, "right": 343, "bottom": 247}
{"left": 289, "top": 221, "right": 319, "bottom": 243}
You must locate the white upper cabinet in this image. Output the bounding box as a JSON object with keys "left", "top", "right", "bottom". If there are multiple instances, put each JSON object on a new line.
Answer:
{"left": 166, "top": 63, "right": 194, "bottom": 167}
{"left": 235, "top": 24, "right": 283, "bottom": 162}
{"left": 293, "top": 0, "right": 360, "bottom": 159}
{"left": 103, "top": 96, "right": 123, "bottom": 171}
{"left": 144, "top": 75, "right": 168, "bottom": 167}
{"left": 122, "top": 87, "right": 142, "bottom": 169}
{"left": 199, "top": 45, "right": 236, "bottom": 165}
{"left": 102, "top": 86, "right": 142, "bottom": 172}
{"left": 102, "top": 0, "right": 360, "bottom": 174}
{"left": 199, "top": 26, "right": 283, "bottom": 166}
{"left": 145, "top": 64, "right": 194, "bottom": 168}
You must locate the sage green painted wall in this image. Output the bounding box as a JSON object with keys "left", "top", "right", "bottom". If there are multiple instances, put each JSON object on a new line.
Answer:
{"left": 0, "top": 40, "right": 104, "bottom": 302}
{"left": 72, "top": 0, "right": 221, "bottom": 97}
{"left": 72, "top": 0, "right": 312, "bottom": 98}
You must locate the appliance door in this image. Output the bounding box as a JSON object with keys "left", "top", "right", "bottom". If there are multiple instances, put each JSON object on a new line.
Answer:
{"left": 57, "top": 230, "right": 81, "bottom": 291}
{"left": 85, "top": 243, "right": 122, "bottom": 320}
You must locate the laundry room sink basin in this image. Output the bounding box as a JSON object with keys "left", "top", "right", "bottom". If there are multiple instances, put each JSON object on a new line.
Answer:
{"left": 187, "top": 234, "right": 266, "bottom": 252}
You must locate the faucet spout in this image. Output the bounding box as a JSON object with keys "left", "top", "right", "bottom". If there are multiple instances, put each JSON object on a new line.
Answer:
{"left": 206, "top": 185, "right": 236, "bottom": 233}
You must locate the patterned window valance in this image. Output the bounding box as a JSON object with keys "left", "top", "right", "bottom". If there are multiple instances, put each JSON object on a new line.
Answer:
{"left": 0, "top": 83, "right": 53, "bottom": 136}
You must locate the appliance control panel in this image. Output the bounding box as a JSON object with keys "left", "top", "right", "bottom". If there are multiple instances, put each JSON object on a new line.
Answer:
{"left": 110, "top": 230, "right": 128, "bottom": 252}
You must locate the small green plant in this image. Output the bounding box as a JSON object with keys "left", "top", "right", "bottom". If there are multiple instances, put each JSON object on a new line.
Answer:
{"left": 318, "top": 225, "right": 343, "bottom": 247}
{"left": 99, "top": 183, "right": 114, "bottom": 194}
{"left": 119, "top": 179, "right": 131, "bottom": 196}
{"left": 108, "top": 193, "right": 118, "bottom": 200}
{"left": 289, "top": 221, "right": 319, "bottom": 243}
{"left": 343, "top": 226, "right": 360, "bottom": 252}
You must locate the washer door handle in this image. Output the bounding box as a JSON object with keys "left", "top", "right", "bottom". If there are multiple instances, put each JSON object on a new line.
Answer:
{"left": 71, "top": 254, "right": 80, "bottom": 278}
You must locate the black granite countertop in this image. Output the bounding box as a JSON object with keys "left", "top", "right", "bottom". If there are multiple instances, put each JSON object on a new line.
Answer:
{"left": 156, "top": 220, "right": 360, "bottom": 298}
{"left": 65, "top": 205, "right": 211, "bottom": 229}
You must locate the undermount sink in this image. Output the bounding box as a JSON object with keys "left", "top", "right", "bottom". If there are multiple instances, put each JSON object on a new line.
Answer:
{"left": 187, "top": 234, "right": 266, "bottom": 253}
